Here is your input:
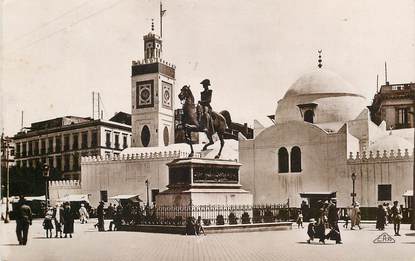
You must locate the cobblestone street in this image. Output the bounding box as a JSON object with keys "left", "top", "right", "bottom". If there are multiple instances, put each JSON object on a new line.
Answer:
{"left": 1, "top": 219, "right": 415, "bottom": 261}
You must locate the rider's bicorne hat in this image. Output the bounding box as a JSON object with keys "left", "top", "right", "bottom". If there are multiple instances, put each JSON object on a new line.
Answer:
{"left": 200, "top": 79, "right": 211, "bottom": 86}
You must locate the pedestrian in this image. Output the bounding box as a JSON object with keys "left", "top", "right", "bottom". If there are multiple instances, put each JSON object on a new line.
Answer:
{"left": 296, "top": 210, "right": 304, "bottom": 228}
{"left": 107, "top": 203, "right": 114, "bottom": 219}
{"left": 97, "top": 201, "right": 105, "bottom": 231}
{"left": 15, "top": 196, "right": 32, "bottom": 245}
{"left": 62, "top": 202, "right": 74, "bottom": 238}
{"left": 315, "top": 206, "right": 327, "bottom": 244}
{"left": 390, "top": 200, "right": 402, "bottom": 236}
{"left": 53, "top": 203, "right": 63, "bottom": 238}
{"left": 195, "top": 216, "right": 205, "bottom": 236}
{"left": 78, "top": 203, "right": 89, "bottom": 224}
{"left": 342, "top": 210, "right": 350, "bottom": 228}
{"left": 385, "top": 202, "right": 392, "bottom": 224}
{"left": 376, "top": 204, "right": 386, "bottom": 231}
{"left": 326, "top": 199, "right": 342, "bottom": 244}
{"left": 42, "top": 207, "right": 54, "bottom": 238}
{"left": 350, "top": 202, "right": 361, "bottom": 230}
{"left": 306, "top": 218, "right": 316, "bottom": 243}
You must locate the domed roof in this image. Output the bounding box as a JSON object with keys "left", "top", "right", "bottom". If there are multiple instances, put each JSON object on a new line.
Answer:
{"left": 284, "top": 69, "right": 364, "bottom": 98}
{"left": 368, "top": 133, "right": 413, "bottom": 153}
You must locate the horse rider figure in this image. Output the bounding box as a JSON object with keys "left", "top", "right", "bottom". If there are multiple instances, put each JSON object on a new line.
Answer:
{"left": 199, "top": 79, "right": 213, "bottom": 133}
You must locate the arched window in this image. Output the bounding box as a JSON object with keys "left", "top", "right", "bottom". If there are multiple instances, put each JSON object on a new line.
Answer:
{"left": 141, "top": 125, "right": 150, "bottom": 147}
{"left": 163, "top": 126, "right": 169, "bottom": 146}
{"left": 291, "top": 146, "right": 302, "bottom": 172}
{"left": 304, "top": 110, "right": 314, "bottom": 123}
{"left": 278, "top": 147, "right": 289, "bottom": 173}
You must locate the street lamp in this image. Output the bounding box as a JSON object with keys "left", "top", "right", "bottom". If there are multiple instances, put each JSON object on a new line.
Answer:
{"left": 42, "top": 163, "right": 50, "bottom": 208}
{"left": 2, "top": 135, "right": 11, "bottom": 223}
{"left": 145, "top": 179, "right": 149, "bottom": 208}
{"left": 351, "top": 172, "right": 357, "bottom": 206}
{"left": 411, "top": 107, "right": 415, "bottom": 230}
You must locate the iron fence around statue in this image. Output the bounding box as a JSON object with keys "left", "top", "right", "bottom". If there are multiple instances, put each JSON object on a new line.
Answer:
{"left": 134, "top": 204, "right": 292, "bottom": 226}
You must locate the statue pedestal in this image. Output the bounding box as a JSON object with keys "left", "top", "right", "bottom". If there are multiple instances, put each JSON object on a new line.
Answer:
{"left": 156, "top": 158, "right": 253, "bottom": 207}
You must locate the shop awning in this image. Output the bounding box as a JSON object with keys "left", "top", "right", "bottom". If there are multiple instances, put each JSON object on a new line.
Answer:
{"left": 109, "top": 194, "right": 142, "bottom": 202}
{"left": 58, "top": 194, "right": 90, "bottom": 202}
{"left": 403, "top": 190, "right": 413, "bottom": 197}
{"left": 299, "top": 192, "right": 337, "bottom": 198}
{"left": 25, "top": 195, "right": 46, "bottom": 201}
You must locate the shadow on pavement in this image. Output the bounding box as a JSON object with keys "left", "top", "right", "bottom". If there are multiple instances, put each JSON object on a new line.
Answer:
{"left": 2, "top": 243, "right": 21, "bottom": 246}
{"left": 405, "top": 232, "right": 415, "bottom": 236}
{"left": 296, "top": 241, "right": 336, "bottom": 246}
{"left": 401, "top": 242, "right": 415, "bottom": 244}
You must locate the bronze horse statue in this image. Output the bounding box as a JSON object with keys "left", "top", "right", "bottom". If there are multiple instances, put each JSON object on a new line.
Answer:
{"left": 178, "top": 85, "right": 231, "bottom": 159}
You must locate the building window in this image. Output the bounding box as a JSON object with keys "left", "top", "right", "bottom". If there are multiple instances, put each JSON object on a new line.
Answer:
{"left": 55, "top": 136, "right": 62, "bottom": 153}
{"left": 290, "top": 146, "right": 302, "bottom": 172}
{"left": 378, "top": 184, "right": 392, "bottom": 201}
{"left": 396, "top": 108, "right": 409, "bottom": 127}
{"left": 141, "top": 125, "right": 150, "bottom": 147}
{"left": 64, "top": 135, "right": 70, "bottom": 151}
{"left": 304, "top": 110, "right": 314, "bottom": 123}
{"left": 16, "top": 160, "right": 21, "bottom": 168}
{"left": 48, "top": 157, "right": 54, "bottom": 168}
{"left": 22, "top": 142, "right": 27, "bottom": 157}
{"left": 22, "top": 160, "right": 27, "bottom": 168}
{"left": 64, "top": 154, "right": 70, "bottom": 171}
{"left": 81, "top": 132, "right": 88, "bottom": 149}
{"left": 48, "top": 137, "right": 53, "bottom": 153}
{"left": 163, "top": 126, "right": 169, "bottom": 146}
{"left": 73, "top": 134, "right": 79, "bottom": 150}
{"left": 73, "top": 153, "right": 79, "bottom": 170}
{"left": 278, "top": 147, "right": 289, "bottom": 173}
{"left": 91, "top": 131, "right": 98, "bottom": 148}
{"left": 34, "top": 141, "right": 39, "bottom": 155}
{"left": 100, "top": 190, "right": 108, "bottom": 202}
{"left": 151, "top": 189, "right": 160, "bottom": 203}
{"left": 114, "top": 133, "right": 120, "bottom": 149}
{"left": 15, "top": 143, "right": 20, "bottom": 158}
{"left": 56, "top": 156, "right": 62, "bottom": 171}
{"left": 123, "top": 135, "right": 128, "bottom": 149}
{"left": 105, "top": 131, "right": 111, "bottom": 148}
{"left": 41, "top": 139, "right": 46, "bottom": 155}
{"left": 28, "top": 141, "right": 33, "bottom": 156}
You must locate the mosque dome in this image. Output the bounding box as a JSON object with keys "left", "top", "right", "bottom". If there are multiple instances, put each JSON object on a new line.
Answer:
{"left": 283, "top": 69, "right": 363, "bottom": 98}
{"left": 275, "top": 69, "right": 368, "bottom": 124}
{"left": 368, "top": 133, "right": 413, "bottom": 154}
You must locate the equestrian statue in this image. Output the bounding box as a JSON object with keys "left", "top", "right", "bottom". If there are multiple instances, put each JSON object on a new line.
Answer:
{"left": 178, "top": 79, "right": 231, "bottom": 159}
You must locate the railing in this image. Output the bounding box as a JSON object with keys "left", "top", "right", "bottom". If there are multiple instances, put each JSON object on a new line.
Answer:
{"left": 119, "top": 204, "right": 291, "bottom": 227}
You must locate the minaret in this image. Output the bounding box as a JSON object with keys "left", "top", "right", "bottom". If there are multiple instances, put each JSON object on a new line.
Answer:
{"left": 131, "top": 21, "right": 176, "bottom": 147}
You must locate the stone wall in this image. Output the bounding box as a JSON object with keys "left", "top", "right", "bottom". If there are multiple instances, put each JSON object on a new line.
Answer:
{"left": 49, "top": 180, "right": 82, "bottom": 204}
{"left": 347, "top": 149, "right": 414, "bottom": 207}
{"left": 80, "top": 151, "right": 191, "bottom": 206}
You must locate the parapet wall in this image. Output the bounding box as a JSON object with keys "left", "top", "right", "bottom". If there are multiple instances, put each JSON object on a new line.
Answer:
{"left": 132, "top": 57, "right": 176, "bottom": 69}
{"left": 348, "top": 149, "right": 413, "bottom": 163}
{"left": 49, "top": 180, "right": 81, "bottom": 188}
{"left": 81, "top": 150, "right": 200, "bottom": 165}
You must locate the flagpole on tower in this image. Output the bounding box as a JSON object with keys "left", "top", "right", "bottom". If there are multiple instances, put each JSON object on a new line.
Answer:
{"left": 160, "top": 1, "right": 166, "bottom": 38}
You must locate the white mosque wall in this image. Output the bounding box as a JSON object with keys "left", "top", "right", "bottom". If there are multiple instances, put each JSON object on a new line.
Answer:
{"left": 347, "top": 149, "right": 413, "bottom": 207}
{"left": 239, "top": 120, "right": 349, "bottom": 208}
{"left": 49, "top": 180, "right": 82, "bottom": 205}
{"left": 79, "top": 152, "right": 188, "bottom": 207}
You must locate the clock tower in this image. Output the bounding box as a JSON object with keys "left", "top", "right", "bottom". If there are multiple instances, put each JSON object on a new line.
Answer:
{"left": 131, "top": 31, "right": 175, "bottom": 147}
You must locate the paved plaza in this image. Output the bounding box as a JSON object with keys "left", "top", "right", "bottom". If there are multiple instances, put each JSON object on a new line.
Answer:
{"left": 1, "top": 219, "right": 415, "bottom": 261}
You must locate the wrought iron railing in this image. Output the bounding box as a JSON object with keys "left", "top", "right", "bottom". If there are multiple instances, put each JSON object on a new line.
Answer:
{"left": 118, "top": 204, "right": 292, "bottom": 227}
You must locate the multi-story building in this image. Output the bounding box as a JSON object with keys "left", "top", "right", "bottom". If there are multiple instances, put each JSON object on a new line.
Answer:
{"left": 13, "top": 113, "right": 131, "bottom": 180}
{"left": 369, "top": 82, "right": 415, "bottom": 129}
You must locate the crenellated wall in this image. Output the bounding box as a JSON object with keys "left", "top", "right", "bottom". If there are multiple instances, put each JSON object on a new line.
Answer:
{"left": 347, "top": 149, "right": 414, "bottom": 207}
{"left": 49, "top": 180, "right": 82, "bottom": 205}
{"left": 80, "top": 150, "right": 194, "bottom": 206}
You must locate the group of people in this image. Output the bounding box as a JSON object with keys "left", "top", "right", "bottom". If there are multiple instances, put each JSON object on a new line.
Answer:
{"left": 42, "top": 201, "right": 75, "bottom": 238}
{"left": 306, "top": 199, "right": 343, "bottom": 244}
{"left": 376, "top": 200, "right": 403, "bottom": 236}
{"left": 186, "top": 216, "right": 205, "bottom": 236}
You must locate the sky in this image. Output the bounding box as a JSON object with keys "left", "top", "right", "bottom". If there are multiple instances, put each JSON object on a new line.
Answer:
{"left": 1, "top": 0, "right": 415, "bottom": 136}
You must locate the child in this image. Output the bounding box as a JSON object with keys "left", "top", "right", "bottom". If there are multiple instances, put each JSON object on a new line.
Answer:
{"left": 343, "top": 212, "right": 349, "bottom": 228}
{"left": 297, "top": 211, "right": 304, "bottom": 228}
{"left": 43, "top": 208, "right": 54, "bottom": 238}
{"left": 307, "top": 218, "right": 316, "bottom": 243}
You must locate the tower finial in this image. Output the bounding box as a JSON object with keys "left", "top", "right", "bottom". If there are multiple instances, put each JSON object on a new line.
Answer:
{"left": 318, "top": 50, "right": 323, "bottom": 68}
{"left": 151, "top": 19, "right": 154, "bottom": 32}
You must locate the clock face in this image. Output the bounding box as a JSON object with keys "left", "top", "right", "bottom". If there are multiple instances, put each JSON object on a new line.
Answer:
{"left": 137, "top": 81, "right": 154, "bottom": 108}
{"left": 162, "top": 81, "right": 172, "bottom": 109}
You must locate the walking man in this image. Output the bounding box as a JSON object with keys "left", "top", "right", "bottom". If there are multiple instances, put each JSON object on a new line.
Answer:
{"left": 326, "top": 199, "right": 342, "bottom": 244}
{"left": 15, "top": 196, "right": 32, "bottom": 245}
{"left": 97, "top": 201, "right": 105, "bottom": 231}
{"left": 391, "top": 200, "right": 402, "bottom": 236}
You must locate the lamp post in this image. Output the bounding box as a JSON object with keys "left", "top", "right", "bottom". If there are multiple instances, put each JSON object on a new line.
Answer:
{"left": 42, "top": 163, "right": 50, "bottom": 208}
{"left": 2, "top": 135, "right": 11, "bottom": 223}
{"left": 411, "top": 106, "right": 415, "bottom": 230}
{"left": 145, "top": 179, "right": 149, "bottom": 208}
{"left": 351, "top": 173, "right": 357, "bottom": 206}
